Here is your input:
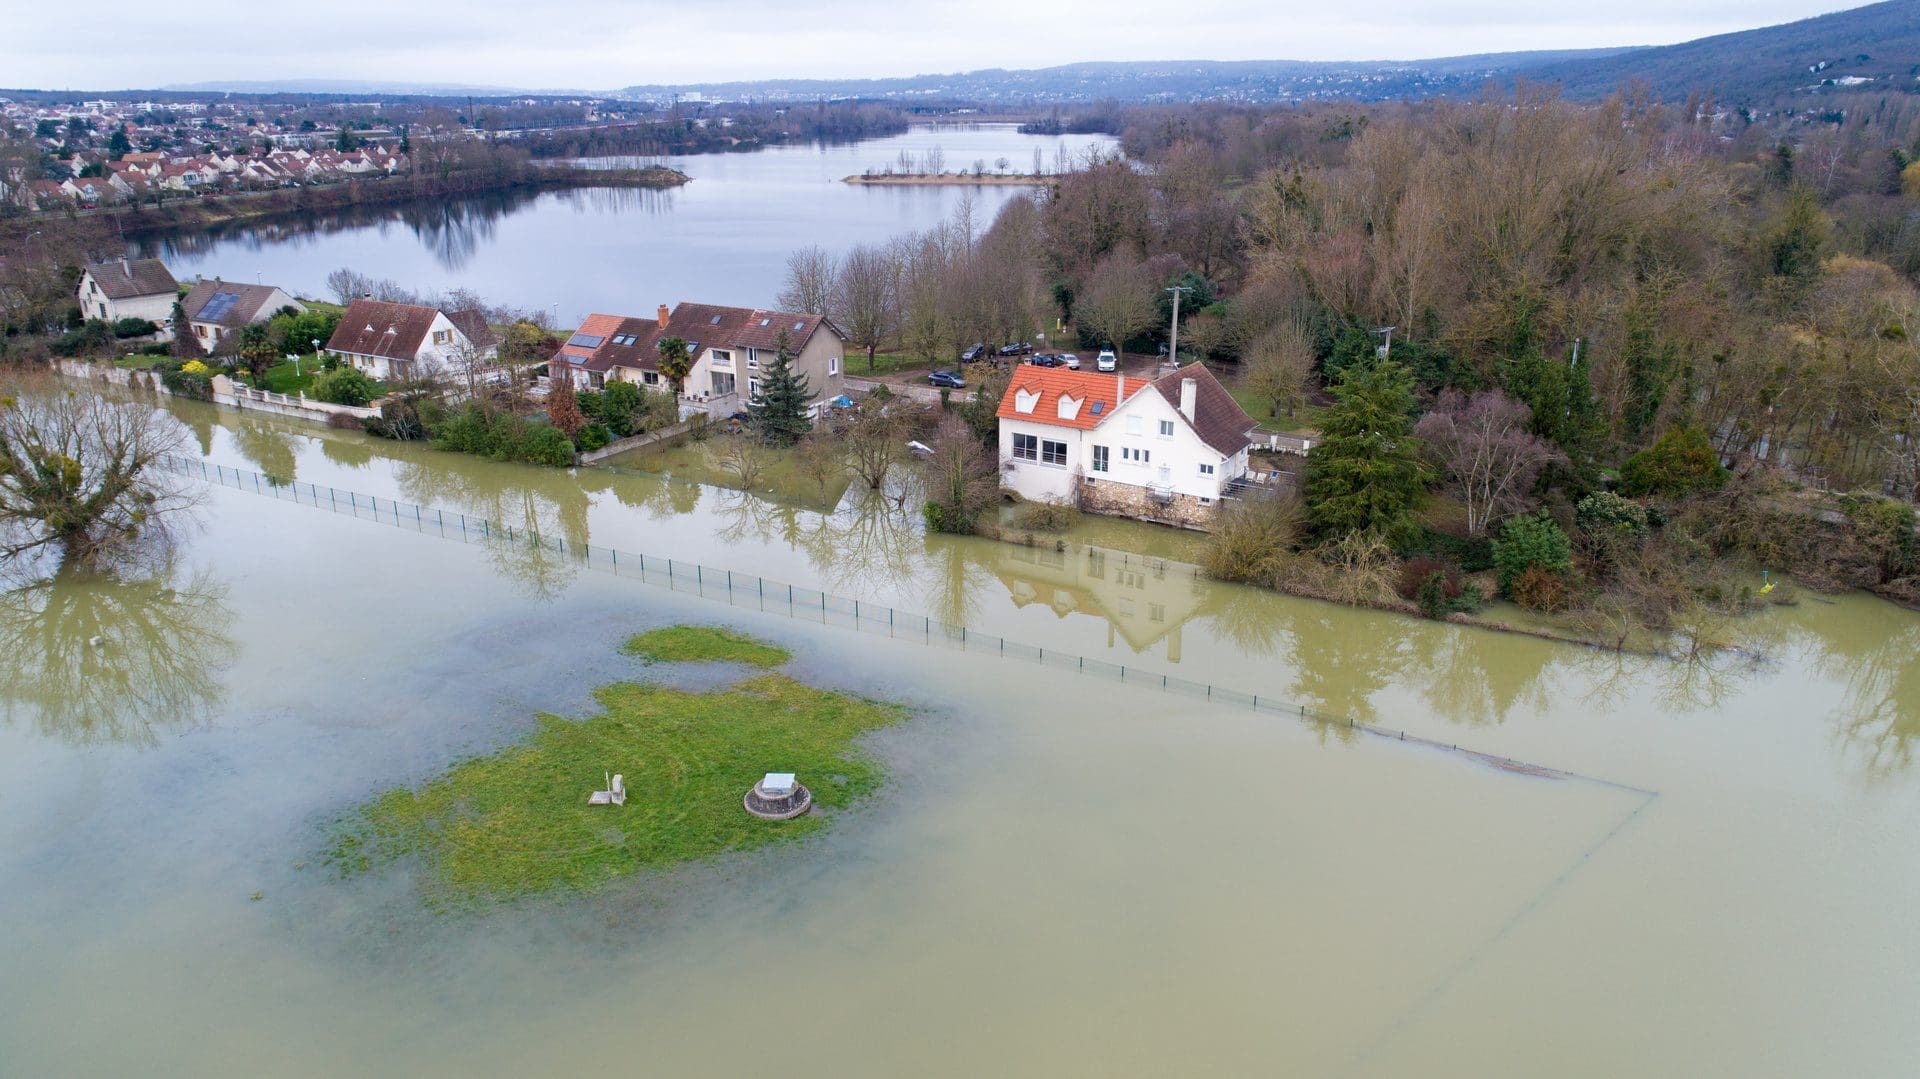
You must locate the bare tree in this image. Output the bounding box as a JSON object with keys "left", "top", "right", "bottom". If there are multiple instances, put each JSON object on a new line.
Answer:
{"left": 1242, "top": 323, "right": 1317, "bottom": 418}
{"left": 844, "top": 397, "right": 928, "bottom": 490}
{"left": 0, "top": 376, "right": 194, "bottom": 568}
{"left": 1075, "top": 252, "right": 1157, "bottom": 354}
{"left": 1412, "top": 389, "right": 1566, "bottom": 536}
{"left": 325, "top": 267, "right": 372, "bottom": 305}
{"left": 708, "top": 435, "right": 772, "bottom": 490}
{"left": 777, "top": 245, "right": 838, "bottom": 316}
{"left": 922, "top": 414, "right": 996, "bottom": 534}
{"left": 832, "top": 242, "right": 899, "bottom": 371}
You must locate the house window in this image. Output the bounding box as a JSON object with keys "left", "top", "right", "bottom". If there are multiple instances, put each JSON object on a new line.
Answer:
{"left": 828, "top": 355, "right": 838, "bottom": 376}
{"left": 712, "top": 349, "right": 732, "bottom": 367}
{"left": 1122, "top": 447, "right": 1150, "bottom": 464}
{"left": 1012, "top": 433, "right": 1038, "bottom": 461}
{"left": 1158, "top": 420, "right": 1175, "bottom": 438}
{"left": 1041, "top": 439, "right": 1067, "bottom": 466}
{"left": 747, "top": 377, "right": 763, "bottom": 401}
{"left": 1199, "top": 463, "right": 1215, "bottom": 476}
{"left": 1091, "top": 445, "right": 1109, "bottom": 473}
{"left": 433, "top": 329, "right": 451, "bottom": 345}
{"left": 1149, "top": 603, "right": 1166, "bottom": 623}
{"left": 642, "top": 371, "right": 659, "bottom": 385}
{"left": 746, "top": 350, "right": 759, "bottom": 370}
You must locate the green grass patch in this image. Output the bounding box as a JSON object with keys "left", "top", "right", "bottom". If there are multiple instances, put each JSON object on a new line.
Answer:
{"left": 329, "top": 670, "right": 906, "bottom": 903}
{"left": 622, "top": 625, "right": 791, "bottom": 668}
{"left": 259, "top": 359, "right": 318, "bottom": 395}
{"left": 1227, "top": 384, "right": 1326, "bottom": 435}
{"left": 113, "top": 355, "right": 163, "bottom": 370}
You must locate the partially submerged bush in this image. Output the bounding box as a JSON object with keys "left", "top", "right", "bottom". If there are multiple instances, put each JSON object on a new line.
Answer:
{"left": 1510, "top": 564, "right": 1574, "bottom": 612}
{"left": 1009, "top": 499, "right": 1079, "bottom": 533}
{"left": 1201, "top": 497, "right": 1303, "bottom": 586}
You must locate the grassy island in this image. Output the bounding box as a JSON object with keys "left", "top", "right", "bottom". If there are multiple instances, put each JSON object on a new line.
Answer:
{"left": 329, "top": 626, "right": 904, "bottom": 903}
{"left": 622, "top": 625, "right": 791, "bottom": 668}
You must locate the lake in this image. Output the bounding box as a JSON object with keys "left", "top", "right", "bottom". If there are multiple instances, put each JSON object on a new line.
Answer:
{"left": 1, "top": 401, "right": 1917, "bottom": 1075}
{"left": 132, "top": 124, "right": 1118, "bottom": 322}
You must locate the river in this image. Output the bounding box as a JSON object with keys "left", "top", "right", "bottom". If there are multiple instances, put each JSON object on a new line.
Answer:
{"left": 130, "top": 124, "right": 1117, "bottom": 321}
{"left": 1, "top": 402, "right": 1917, "bottom": 1075}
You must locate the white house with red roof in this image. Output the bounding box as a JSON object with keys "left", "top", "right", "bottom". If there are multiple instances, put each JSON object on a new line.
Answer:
{"left": 997, "top": 363, "right": 1258, "bottom": 527}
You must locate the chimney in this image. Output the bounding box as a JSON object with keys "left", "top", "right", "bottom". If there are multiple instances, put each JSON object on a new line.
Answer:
{"left": 657, "top": 304, "right": 670, "bottom": 329}
{"left": 1115, "top": 373, "right": 1125, "bottom": 404}
{"left": 120, "top": 256, "right": 131, "bottom": 278}
{"left": 1179, "top": 377, "right": 1197, "bottom": 423}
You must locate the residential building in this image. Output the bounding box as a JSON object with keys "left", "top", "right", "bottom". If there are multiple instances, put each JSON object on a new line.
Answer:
{"left": 553, "top": 302, "right": 846, "bottom": 413}
{"left": 77, "top": 258, "right": 178, "bottom": 326}
{"left": 997, "top": 363, "right": 1258, "bottom": 528}
{"left": 323, "top": 297, "right": 497, "bottom": 380}
{"left": 179, "top": 278, "right": 305, "bottom": 351}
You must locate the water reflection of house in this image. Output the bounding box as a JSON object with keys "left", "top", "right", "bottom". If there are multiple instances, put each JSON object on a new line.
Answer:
{"left": 994, "top": 543, "right": 1208, "bottom": 662}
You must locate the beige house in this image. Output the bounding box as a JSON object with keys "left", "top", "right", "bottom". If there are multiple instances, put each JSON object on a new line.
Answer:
{"left": 77, "top": 258, "right": 178, "bottom": 327}
{"left": 554, "top": 302, "right": 846, "bottom": 414}
{"left": 179, "top": 278, "right": 305, "bottom": 352}
{"left": 324, "top": 298, "right": 498, "bottom": 380}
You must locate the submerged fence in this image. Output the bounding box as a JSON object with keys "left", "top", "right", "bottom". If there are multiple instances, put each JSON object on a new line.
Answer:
{"left": 172, "top": 456, "right": 1656, "bottom": 796}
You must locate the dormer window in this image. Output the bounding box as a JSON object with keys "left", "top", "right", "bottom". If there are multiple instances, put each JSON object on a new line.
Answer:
{"left": 1014, "top": 387, "right": 1040, "bottom": 414}
{"left": 1056, "top": 394, "right": 1082, "bottom": 420}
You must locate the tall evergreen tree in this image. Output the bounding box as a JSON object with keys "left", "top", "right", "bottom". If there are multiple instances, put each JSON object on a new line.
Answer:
{"left": 745, "top": 327, "right": 815, "bottom": 446}
{"left": 1304, "top": 358, "right": 1427, "bottom": 543}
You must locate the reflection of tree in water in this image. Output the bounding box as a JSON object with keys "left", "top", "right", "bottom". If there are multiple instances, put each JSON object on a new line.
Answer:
{"left": 231, "top": 419, "right": 298, "bottom": 487}
{"left": 1404, "top": 624, "right": 1555, "bottom": 728}
{"left": 393, "top": 460, "right": 592, "bottom": 601}
{"left": 1285, "top": 609, "right": 1410, "bottom": 729}
{"left": 1809, "top": 614, "right": 1920, "bottom": 779}
{"left": 319, "top": 433, "right": 377, "bottom": 469}
{"left": 133, "top": 189, "right": 539, "bottom": 272}
{"left": 0, "top": 564, "right": 233, "bottom": 746}
{"left": 548, "top": 186, "right": 675, "bottom": 218}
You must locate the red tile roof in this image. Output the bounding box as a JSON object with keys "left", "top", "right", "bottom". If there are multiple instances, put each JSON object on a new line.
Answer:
{"left": 996, "top": 368, "right": 1147, "bottom": 430}
{"left": 561, "top": 303, "right": 842, "bottom": 375}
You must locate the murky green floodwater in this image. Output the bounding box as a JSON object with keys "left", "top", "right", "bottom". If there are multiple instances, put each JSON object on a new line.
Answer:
{"left": 1, "top": 400, "right": 1917, "bottom": 1076}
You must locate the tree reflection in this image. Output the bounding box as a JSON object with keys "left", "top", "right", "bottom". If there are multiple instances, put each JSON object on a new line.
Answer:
{"left": 1811, "top": 613, "right": 1920, "bottom": 779}
{"left": 231, "top": 418, "right": 298, "bottom": 487}
{"left": 393, "top": 460, "right": 592, "bottom": 601}
{"left": 1404, "top": 624, "right": 1555, "bottom": 728}
{"left": 0, "top": 563, "right": 232, "bottom": 746}
{"left": 1285, "top": 608, "right": 1410, "bottom": 729}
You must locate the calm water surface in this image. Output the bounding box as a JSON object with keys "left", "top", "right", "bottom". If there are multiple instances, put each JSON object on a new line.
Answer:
{"left": 133, "top": 124, "right": 1117, "bottom": 320}
{"left": 1, "top": 403, "right": 1917, "bottom": 1075}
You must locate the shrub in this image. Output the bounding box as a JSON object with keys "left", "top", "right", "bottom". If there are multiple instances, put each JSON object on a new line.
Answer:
{"left": 1576, "top": 491, "right": 1650, "bottom": 539}
{"left": 309, "top": 366, "right": 378, "bottom": 407}
{"left": 327, "top": 411, "right": 362, "bottom": 430}
{"left": 1492, "top": 512, "right": 1573, "bottom": 597}
{"left": 179, "top": 359, "right": 212, "bottom": 376}
{"left": 53, "top": 319, "right": 116, "bottom": 357}
{"left": 1618, "top": 425, "right": 1727, "bottom": 498}
{"left": 1009, "top": 499, "right": 1078, "bottom": 532}
{"left": 156, "top": 359, "right": 213, "bottom": 401}
{"left": 1415, "top": 571, "right": 1451, "bottom": 619}
{"left": 1201, "top": 497, "right": 1303, "bottom": 586}
{"left": 1842, "top": 494, "right": 1919, "bottom": 582}
{"left": 1396, "top": 556, "right": 1463, "bottom": 601}
{"left": 1510, "top": 564, "right": 1573, "bottom": 612}
{"left": 112, "top": 317, "right": 158, "bottom": 338}
{"left": 520, "top": 423, "right": 577, "bottom": 467}
{"left": 574, "top": 422, "right": 612, "bottom": 453}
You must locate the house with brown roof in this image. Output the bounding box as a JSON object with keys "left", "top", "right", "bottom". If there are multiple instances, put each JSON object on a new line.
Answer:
{"left": 997, "top": 363, "right": 1257, "bottom": 528}
{"left": 77, "top": 258, "right": 179, "bottom": 327}
{"left": 323, "top": 297, "right": 496, "bottom": 381}
{"left": 553, "top": 302, "right": 846, "bottom": 414}
{"left": 180, "top": 278, "right": 305, "bottom": 352}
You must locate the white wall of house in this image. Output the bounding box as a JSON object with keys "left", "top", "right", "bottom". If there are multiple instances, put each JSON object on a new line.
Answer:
{"left": 999, "top": 418, "right": 1088, "bottom": 502}
{"left": 999, "top": 376, "right": 1248, "bottom": 505}
{"left": 332, "top": 312, "right": 488, "bottom": 380}
{"left": 77, "top": 271, "right": 175, "bottom": 326}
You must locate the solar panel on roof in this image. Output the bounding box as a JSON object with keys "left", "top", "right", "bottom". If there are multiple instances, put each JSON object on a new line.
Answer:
{"left": 199, "top": 291, "right": 242, "bottom": 322}
{"left": 567, "top": 333, "right": 605, "bottom": 348}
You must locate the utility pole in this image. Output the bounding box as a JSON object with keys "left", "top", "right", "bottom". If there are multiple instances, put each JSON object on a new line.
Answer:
{"left": 1166, "top": 285, "right": 1191, "bottom": 370}
{"left": 1373, "top": 326, "right": 1396, "bottom": 364}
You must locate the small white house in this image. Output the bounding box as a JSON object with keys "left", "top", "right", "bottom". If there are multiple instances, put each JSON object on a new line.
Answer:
{"left": 324, "top": 297, "right": 498, "bottom": 380}
{"left": 77, "top": 258, "right": 178, "bottom": 327}
{"left": 997, "top": 364, "right": 1258, "bottom": 528}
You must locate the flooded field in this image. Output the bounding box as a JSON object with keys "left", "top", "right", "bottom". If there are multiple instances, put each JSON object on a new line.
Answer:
{"left": 1, "top": 401, "right": 1917, "bottom": 1075}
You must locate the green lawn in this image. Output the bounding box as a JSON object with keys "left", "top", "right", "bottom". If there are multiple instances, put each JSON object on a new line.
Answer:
{"left": 260, "top": 359, "right": 317, "bottom": 395}
{"left": 847, "top": 349, "right": 945, "bottom": 376}
{"left": 1228, "top": 383, "right": 1326, "bottom": 435}
{"left": 623, "top": 625, "right": 791, "bottom": 668}
{"left": 327, "top": 627, "right": 906, "bottom": 903}
{"left": 114, "top": 355, "right": 163, "bottom": 370}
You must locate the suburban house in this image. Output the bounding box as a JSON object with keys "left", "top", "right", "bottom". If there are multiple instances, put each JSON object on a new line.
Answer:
{"left": 553, "top": 302, "right": 846, "bottom": 413}
{"left": 323, "top": 297, "right": 499, "bottom": 380}
{"left": 77, "top": 258, "right": 179, "bottom": 327}
{"left": 997, "top": 363, "right": 1258, "bottom": 528}
{"left": 179, "top": 278, "right": 305, "bottom": 352}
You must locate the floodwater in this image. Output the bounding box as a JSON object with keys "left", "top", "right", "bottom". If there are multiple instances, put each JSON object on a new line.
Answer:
{"left": 2, "top": 401, "right": 1918, "bottom": 1076}
{"left": 131, "top": 123, "right": 1117, "bottom": 320}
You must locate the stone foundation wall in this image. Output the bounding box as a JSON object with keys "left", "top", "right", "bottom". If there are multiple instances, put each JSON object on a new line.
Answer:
{"left": 1079, "top": 479, "right": 1221, "bottom": 531}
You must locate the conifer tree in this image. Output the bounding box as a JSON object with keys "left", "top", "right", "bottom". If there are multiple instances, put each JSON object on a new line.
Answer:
{"left": 745, "top": 327, "right": 815, "bottom": 446}
{"left": 1304, "top": 358, "right": 1427, "bottom": 543}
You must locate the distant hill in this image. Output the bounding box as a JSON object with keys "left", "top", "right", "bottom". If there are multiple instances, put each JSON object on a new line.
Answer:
{"left": 611, "top": 51, "right": 1638, "bottom": 105}
{"left": 162, "top": 78, "right": 591, "bottom": 98}
{"left": 1519, "top": 0, "right": 1920, "bottom": 105}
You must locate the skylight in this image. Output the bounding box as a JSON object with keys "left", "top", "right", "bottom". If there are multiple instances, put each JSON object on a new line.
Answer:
{"left": 1090, "top": 400, "right": 1105, "bottom": 415}
{"left": 710, "top": 315, "right": 722, "bottom": 326}
{"left": 793, "top": 320, "right": 805, "bottom": 332}
{"left": 759, "top": 318, "right": 771, "bottom": 327}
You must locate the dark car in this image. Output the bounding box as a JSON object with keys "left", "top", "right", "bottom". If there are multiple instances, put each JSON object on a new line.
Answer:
{"left": 998, "top": 342, "right": 1033, "bottom": 356}
{"left": 1027, "top": 353, "right": 1066, "bottom": 368}
{"left": 928, "top": 370, "right": 967, "bottom": 389}
{"left": 960, "top": 343, "right": 989, "bottom": 362}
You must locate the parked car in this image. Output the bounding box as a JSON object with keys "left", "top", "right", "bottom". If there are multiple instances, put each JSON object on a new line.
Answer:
{"left": 1027, "top": 354, "right": 1065, "bottom": 368}
{"left": 928, "top": 370, "right": 967, "bottom": 389}
{"left": 961, "top": 343, "right": 989, "bottom": 362}
{"left": 998, "top": 341, "right": 1033, "bottom": 356}
{"left": 1096, "top": 349, "right": 1118, "bottom": 372}
{"left": 1059, "top": 352, "right": 1082, "bottom": 370}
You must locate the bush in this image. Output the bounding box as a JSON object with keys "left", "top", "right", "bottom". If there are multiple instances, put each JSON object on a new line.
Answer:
{"left": 1201, "top": 497, "right": 1304, "bottom": 585}
{"left": 521, "top": 424, "right": 576, "bottom": 467}
{"left": 1576, "top": 491, "right": 1650, "bottom": 539}
{"left": 156, "top": 359, "right": 213, "bottom": 401}
{"left": 53, "top": 319, "right": 116, "bottom": 357}
{"left": 112, "top": 317, "right": 158, "bottom": 338}
{"left": 1400, "top": 527, "right": 1496, "bottom": 572}
{"left": 574, "top": 422, "right": 612, "bottom": 453}
{"left": 1009, "top": 499, "right": 1078, "bottom": 532}
{"left": 1396, "top": 556, "right": 1463, "bottom": 602}
{"left": 1510, "top": 564, "right": 1573, "bottom": 612}
{"left": 1618, "top": 426, "right": 1727, "bottom": 498}
{"left": 309, "top": 366, "right": 378, "bottom": 407}
{"left": 327, "top": 411, "right": 362, "bottom": 430}
{"left": 1492, "top": 512, "right": 1573, "bottom": 597}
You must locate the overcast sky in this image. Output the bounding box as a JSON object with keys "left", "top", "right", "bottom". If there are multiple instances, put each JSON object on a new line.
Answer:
{"left": 3, "top": 0, "right": 1872, "bottom": 92}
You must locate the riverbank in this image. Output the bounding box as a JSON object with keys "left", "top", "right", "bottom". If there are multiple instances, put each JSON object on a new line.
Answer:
{"left": 95, "top": 165, "right": 688, "bottom": 237}
{"left": 843, "top": 173, "right": 1058, "bottom": 186}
